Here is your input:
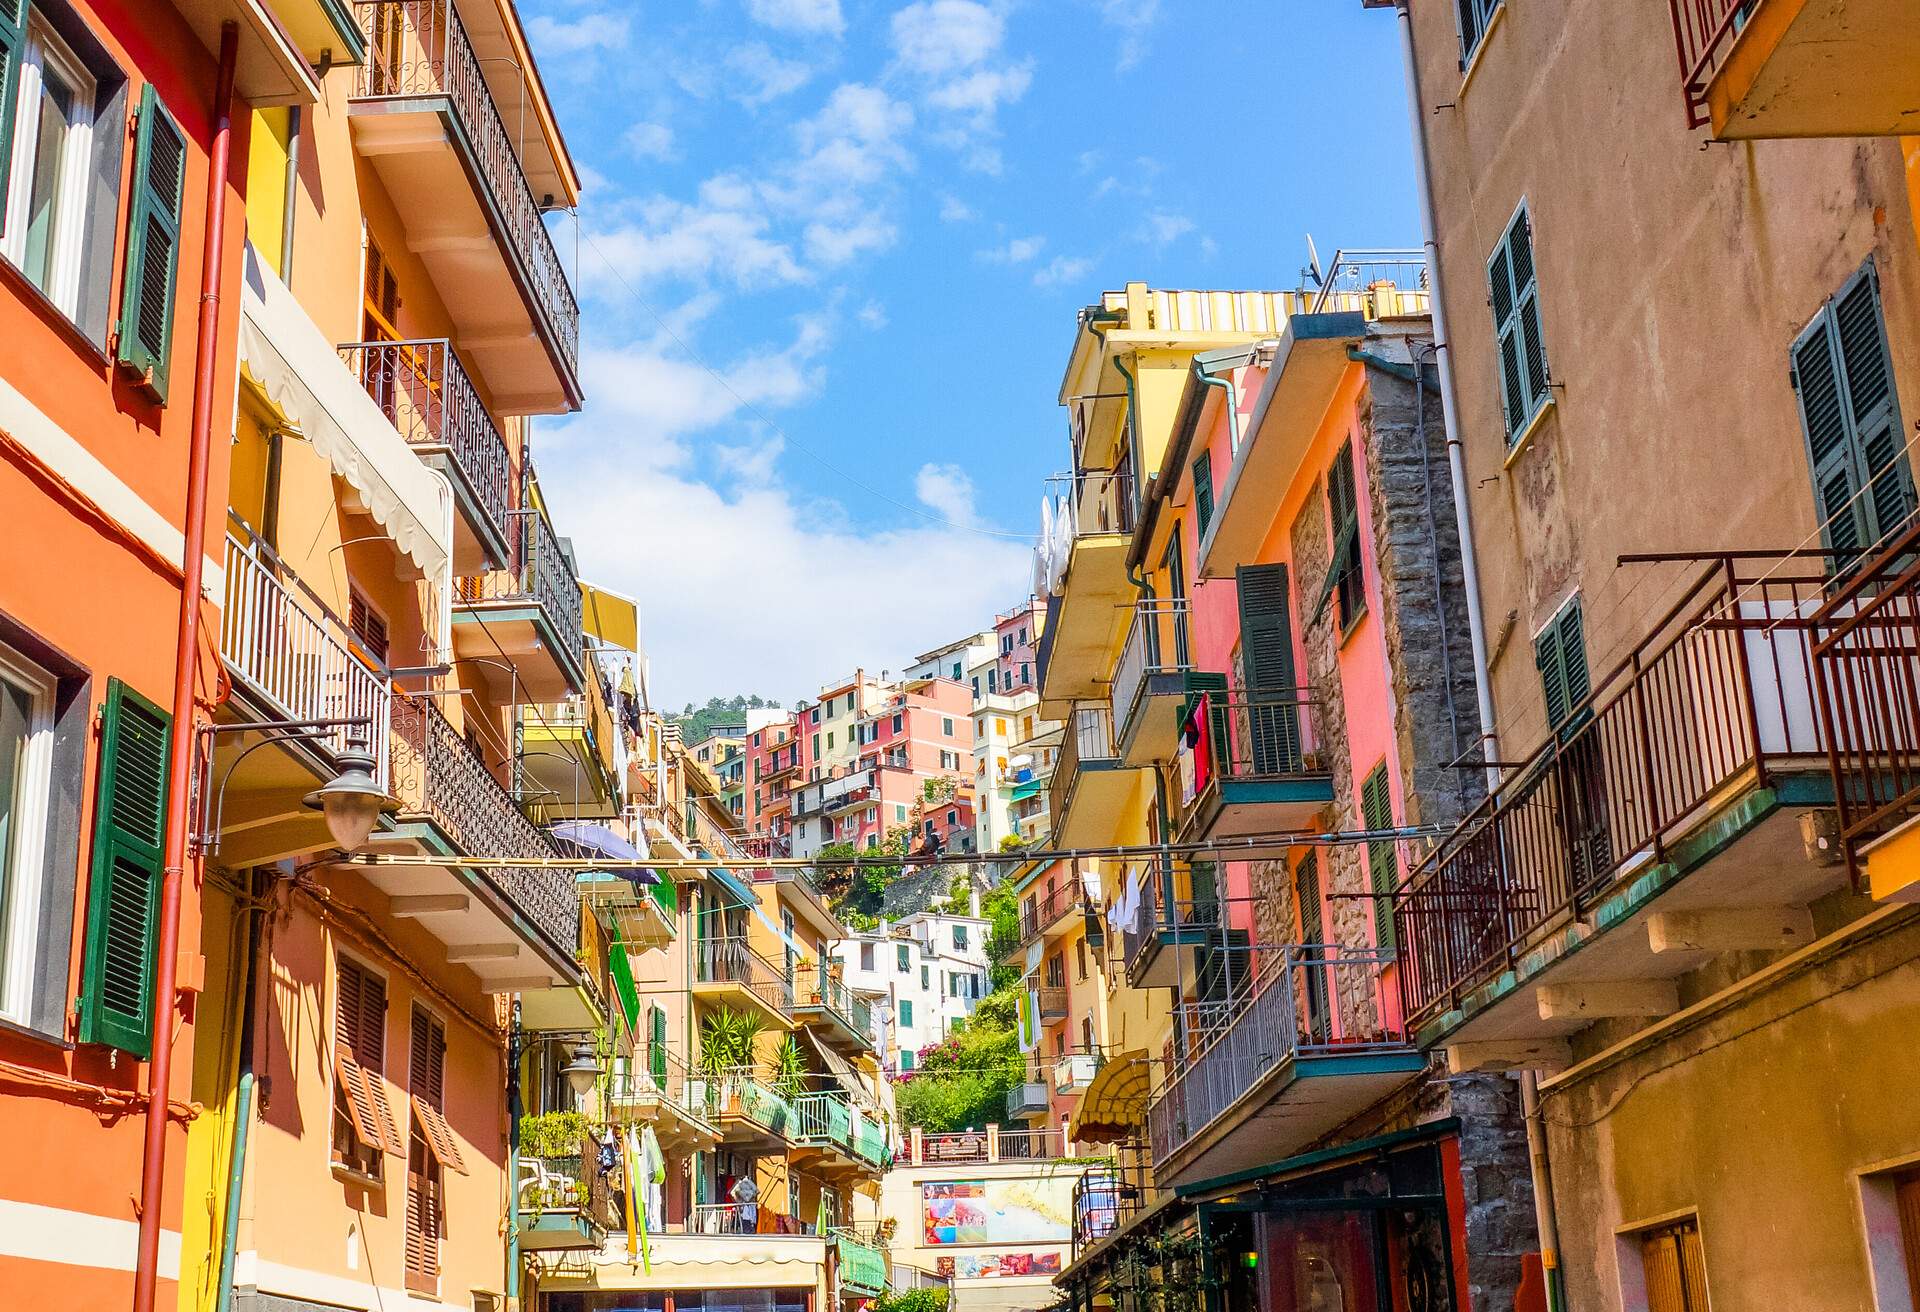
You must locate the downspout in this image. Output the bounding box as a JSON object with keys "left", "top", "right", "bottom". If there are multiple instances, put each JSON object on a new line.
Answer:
{"left": 1390, "top": 4, "right": 1563, "bottom": 1309}
{"left": 214, "top": 869, "right": 265, "bottom": 1312}
{"left": 277, "top": 105, "right": 300, "bottom": 284}
{"left": 136, "top": 23, "right": 239, "bottom": 1312}
{"left": 1193, "top": 361, "right": 1240, "bottom": 453}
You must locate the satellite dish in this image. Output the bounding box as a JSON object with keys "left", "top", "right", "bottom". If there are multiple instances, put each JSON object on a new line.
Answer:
{"left": 1305, "top": 233, "right": 1325, "bottom": 288}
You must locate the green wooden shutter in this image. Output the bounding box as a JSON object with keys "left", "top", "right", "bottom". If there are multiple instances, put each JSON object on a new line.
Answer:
{"left": 649, "top": 1004, "right": 667, "bottom": 1083}
{"left": 1535, "top": 600, "right": 1590, "bottom": 739}
{"left": 1361, "top": 764, "right": 1396, "bottom": 950}
{"left": 1193, "top": 450, "right": 1214, "bottom": 539}
{"left": 1489, "top": 205, "right": 1548, "bottom": 442}
{"left": 1236, "top": 563, "right": 1302, "bottom": 774}
{"left": 117, "top": 85, "right": 188, "bottom": 404}
{"left": 1836, "top": 265, "right": 1914, "bottom": 542}
{"left": 0, "top": 0, "right": 24, "bottom": 225}
{"left": 79, "top": 678, "right": 172, "bottom": 1057}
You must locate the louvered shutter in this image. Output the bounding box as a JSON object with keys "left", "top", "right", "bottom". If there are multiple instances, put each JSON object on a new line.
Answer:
{"left": 117, "top": 86, "right": 187, "bottom": 404}
{"left": 1837, "top": 267, "right": 1915, "bottom": 542}
{"left": 406, "top": 1136, "right": 441, "bottom": 1286}
{"left": 1361, "top": 765, "right": 1396, "bottom": 950}
{"left": 1294, "top": 853, "right": 1330, "bottom": 1041}
{"left": 79, "top": 679, "right": 171, "bottom": 1057}
{"left": 650, "top": 1004, "right": 668, "bottom": 1083}
{"left": 1236, "top": 564, "right": 1302, "bottom": 773}
{"left": 1489, "top": 206, "right": 1549, "bottom": 442}
{"left": 336, "top": 957, "right": 403, "bottom": 1154}
{"left": 1455, "top": 0, "right": 1483, "bottom": 61}
{"left": 0, "top": 0, "right": 24, "bottom": 224}
{"left": 1795, "top": 293, "right": 1870, "bottom": 557}
{"left": 1536, "top": 601, "right": 1590, "bottom": 739}
{"left": 1192, "top": 450, "right": 1214, "bottom": 539}
{"left": 410, "top": 1008, "right": 466, "bottom": 1174}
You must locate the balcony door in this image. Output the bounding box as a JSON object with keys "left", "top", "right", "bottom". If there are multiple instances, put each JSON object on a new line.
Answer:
{"left": 1237, "top": 563, "right": 1303, "bottom": 775}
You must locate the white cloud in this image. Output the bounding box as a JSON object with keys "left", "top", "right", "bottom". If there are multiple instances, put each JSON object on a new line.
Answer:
{"left": 914, "top": 463, "right": 979, "bottom": 526}
{"left": 925, "top": 62, "right": 1034, "bottom": 118}
{"left": 746, "top": 0, "right": 845, "bottom": 36}
{"left": 1094, "top": 0, "right": 1162, "bottom": 72}
{"left": 588, "top": 186, "right": 808, "bottom": 292}
{"left": 803, "top": 216, "right": 898, "bottom": 265}
{"left": 891, "top": 0, "right": 1004, "bottom": 77}
{"left": 977, "top": 234, "right": 1045, "bottom": 265}
{"left": 624, "top": 122, "right": 676, "bottom": 161}
{"left": 1033, "top": 254, "right": 1093, "bottom": 288}
{"left": 858, "top": 300, "right": 889, "bottom": 329}
{"left": 1141, "top": 211, "right": 1195, "bottom": 245}
{"left": 889, "top": 0, "right": 1030, "bottom": 173}
{"left": 938, "top": 194, "right": 977, "bottom": 223}
{"left": 527, "top": 11, "right": 630, "bottom": 54}
{"left": 725, "top": 42, "right": 815, "bottom": 106}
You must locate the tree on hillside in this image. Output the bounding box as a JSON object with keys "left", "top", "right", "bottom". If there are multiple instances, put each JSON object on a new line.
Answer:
{"left": 893, "top": 988, "right": 1027, "bottom": 1133}
{"left": 672, "top": 693, "right": 778, "bottom": 744}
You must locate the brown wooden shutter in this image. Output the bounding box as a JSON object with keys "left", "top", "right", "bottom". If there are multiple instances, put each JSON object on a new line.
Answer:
{"left": 1897, "top": 1170, "right": 1920, "bottom": 1304}
{"left": 335, "top": 955, "right": 402, "bottom": 1154}
{"left": 409, "top": 1007, "right": 466, "bottom": 1174}
{"left": 405, "top": 1136, "right": 441, "bottom": 1290}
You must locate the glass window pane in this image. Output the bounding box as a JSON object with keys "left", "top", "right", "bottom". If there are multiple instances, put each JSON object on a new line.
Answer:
{"left": 20, "top": 63, "right": 75, "bottom": 292}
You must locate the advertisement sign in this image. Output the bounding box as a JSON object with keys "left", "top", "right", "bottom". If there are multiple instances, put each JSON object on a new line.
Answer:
{"left": 922, "top": 1179, "right": 1073, "bottom": 1245}
{"left": 935, "top": 1252, "right": 1065, "bottom": 1279}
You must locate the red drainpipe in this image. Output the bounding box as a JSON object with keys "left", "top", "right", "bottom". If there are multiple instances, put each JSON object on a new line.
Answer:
{"left": 132, "top": 20, "right": 238, "bottom": 1312}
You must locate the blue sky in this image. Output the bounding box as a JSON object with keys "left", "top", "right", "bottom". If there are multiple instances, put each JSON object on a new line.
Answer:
{"left": 522, "top": 0, "right": 1420, "bottom": 709}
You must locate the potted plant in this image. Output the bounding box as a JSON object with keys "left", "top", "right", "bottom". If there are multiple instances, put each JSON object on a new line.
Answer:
{"left": 768, "top": 1035, "right": 807, "bottom": 1101}
{"left": 698, "top": 1007, "right": 766, "bottom": 1113}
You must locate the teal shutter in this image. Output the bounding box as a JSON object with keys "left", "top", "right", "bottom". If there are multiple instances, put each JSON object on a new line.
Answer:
{"left": 1360, "top": 765, "right": 1396, "bottom": 950}
{"left": 1535, "top": 600, "right": 1590, "bottom": 739}
{"left": 79, "top": 679, "right": 172, "bottom": 1058}
{"left": 1794, "top": 262, "right": 1914, "bottom": 561}
{"left": 1489, "top": 205, "right": 1549, "bottom": 442}
{"left": 117, "top": 85, "right": 188, "bottom": 404}
{"left": 1294, "top": 853, "right": 1330, "bottom": 1040}
{"left": 1457, "top": 0, "right": 1499, "bottom": 62}
{"left": 649, "top": 1004, "right": 667, "bottom": 1083}
{"left": 1192, "top": 450, "right": 1214, "bottom": 539}
{"left": 0, "top": 0, "right": 24, "bottom": 226}
{"left": 1236, "top": 563, "right": 1302, "bottom": 773}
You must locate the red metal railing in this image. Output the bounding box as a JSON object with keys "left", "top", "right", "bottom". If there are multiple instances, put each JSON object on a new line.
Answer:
{"left": 1393, "top": 555, "right": 1838, "bottom": 1031}
{"left": 1811, "top": 519, "right": 1920, "bottom": 878}
{"left": 1668, "top": 0, "right": 1759, "bottom": 128}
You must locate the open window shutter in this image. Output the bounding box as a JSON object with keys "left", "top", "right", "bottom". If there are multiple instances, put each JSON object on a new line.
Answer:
{"left": 1510, "top": 209, "right": 1550, "bottom": 416}
{"left": 1835, "top": 264, "right": 1914, "bottom": 547}
{"left": 650, "top": 1003, "right": 668, "bottom": 1082}
{"left": 1793, "top": 302, "right": 1868, "bottom": 559}
{"left": 117, "top": 85, "right": 188, "bottom": 404}
{"left": 1294, "top": 853, "right": 1330, "bottom": 1040}
{"left": 1556, "top": 603, "right": 1591, "bottom": 719}
{"left": 78, "top": 679, "right": 171, "bottom": 1057}
{"left": 1192, "top": 450, "right": 1214, "bottom": 539}
{"left": 1455, "top": 0, "right": 1482, "bottom": 62}
{"left": 1534, "top": 615, "right": 1570, "bottom": 733}
{"left": 0, "top": 0, "right": 24, "bottom": 226}
{"left": 1361, "top": 766, "right": 1396, "bottom": 950}
{"left": 1237, "top": 563, "right": 1302, "bottom": 774}
{"left": 1488, "top": 224, "right": 1524, "bottom": 438}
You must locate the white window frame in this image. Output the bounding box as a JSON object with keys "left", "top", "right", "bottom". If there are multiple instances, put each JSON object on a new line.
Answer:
{"left": 2, "top": 12, "right": 97, "bottom": 316}
{"left": 0, "top": 643, "right": 56, "bottom": 1026}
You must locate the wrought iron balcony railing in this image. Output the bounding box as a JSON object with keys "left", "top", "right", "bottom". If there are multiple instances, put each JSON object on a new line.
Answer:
{"left": 339, "top": 338, "right": 513, "bottom": 560}
{"left": 352, "top": 0, "right": 579, "bottom": 370}
{"left": 1006, "top": 1080, "right": 1050, "bottom": 1119}
{"left": 1393, "top": 555, "right": 1839, "bottom": 1033}
{"left": 1306, "top": 248, "right": 1431, "bottom": 318}
{"left": 390, "top": 691, "right": 577, "bottom": 959}
{"left": 695, "top": 936, "right": 795, "bottom": 1013}
{"left": 456, "top": 506, "right": 586, "bottom": 681}
{"left": 221, "top": 523, "right": 392, "bottom": 783}
{"left": 1146, "top": 944, "right": 1403, "bottom": 1167}
{"left": 793, "top": 961, "right": 873, "bottom": 1045}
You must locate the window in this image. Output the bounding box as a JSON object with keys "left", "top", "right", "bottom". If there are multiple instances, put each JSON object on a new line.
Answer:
{"left": 897, "top": 944, "right": 910, "bottom": 972}
{"left": 1793, "top": 260, "right": 1913, "bottom": 561}
{"left": 920, "top": 964, "right": 929, "bottom": 989}
{"left": 1020, "top": 662, "right": 1030, "bottom": 685}
{"left": 1317, "top": 441, "right": 1365, "bottom": 630}
{"left": 971, "top": 677, "right": 980, "bottom": 695}
{"left": 1455, "top": 0, "right": 1502, "bottom": 66}
{"left": 826, "top": 731, "right": 834, "bottom": 750}
{"left": 811, "top": 707, "right": 820, "bottom": 725}
{"left": 331, "top": 953, "right": 399, "bottom": 1179}
{"left": 890, "top": 712, "right": 902, "bottom": 735}
{"left": 1489, "top": 202, "right": 1551, "bottom": 444}
{"left": 0, "top": 642, "right": 53, "bottom": 1029}
{"left": 1361, "top": 764, "right": 1397, "bottom": 950}
{"left": 3, "top": 10, "right": 92, "bottom": 316}
{"left": 1019, "top": 627, "right": 1028, "bottom": 645}
{"left": 1075, "top": 938, "right": 1087, "bottom": 980}
{"left": 406, "top": 1005, "right": 464, "bottom": 1292}
{"left": 899, "top": 1049, "right": 915, "bottom": 1072}
{"left": 899, "top": 999, "right": 913, "bottom": 1027}
{"left": 1635, "top": 1217, "right": 1710, "bottom": 1312}
{"left": 987, "top": 668, "right": 997, "bottom": 692}
{"left": 1001, "top": 634, "right": 1014, "bottom": 655}
{"left": 860, "top": 942, "right": 875, "bottom": 972}
{"left": 1534, "top": 597, "right": 1591, "bottom": 738}
{"left": 1294, "top": 852, "right": 1330, "bottom": 1039}
{"left": 953, "top": 924, "right": 968, "bottom": 952}
{"left": 811, "top": 733, "right": 820, "bottom": 757}
{"left": 1193, "top": 449, "right": 1215, "bottom": 538}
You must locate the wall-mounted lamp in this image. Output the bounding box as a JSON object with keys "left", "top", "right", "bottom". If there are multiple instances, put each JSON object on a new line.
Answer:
{"left": 195, "top": 718, "right": 394, "bottom": 855}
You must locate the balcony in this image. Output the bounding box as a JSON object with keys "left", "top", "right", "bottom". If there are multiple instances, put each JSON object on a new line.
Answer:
{"left": 1179, "top": 691, "right": 1335, "bottom": 841}
{"left": 1037, "top": 986, "right": 1070, "bottom": 1021}
{"left": 577, "top": 862, "right": 677, "bottom": 954}
{"left": 907, "top": 1126, "right": 1076, "bottom": 1165}
{"left": 1019, "top": 878, "right": 1084, "bottom": 947}
{"left": 517, "top": 1137, "right": 615, "bottom": 1252}
{"left": 606, "top": 1049, "right": 719, "bottom": 1153}
{"left": 1392, "top": 556, "right": 1859, "bottom": 1070}
{"left": 1146, "top": 944, "right": 1421, "bottom": 1187}
{"left": 1670, "top": 0, "right": 1920, "bottom": 138}
{"left": 1006, "top": 1080, "right": 1050, "bottom": 1120}
{"left": 1109, "top": 600, "right": 1223, "bottom": 765}
{"left": 340, "top": 339, "right": 514, "bottom": 574}
{"left": 348, "top": 0, "right": 581, "bottom": 412}
{"left": 1120, "top": 862, "right": 1220, "bottom": 992}
{"left": 452, "top": 504, "right": 586, "bottom": 702}
{"left": 693, "top": 935, "right": 795, "bottom": 1028}
{"left": 1050, "top": 705, "right": 1133, "bottom": 846}
{"left": 790, "top": 1092, "right": 888, "bottom": 1176}
{"left": 214, "top": 525, "right": 392, "bottom": 865}
{"left": 1073, "top": 1163, "right": 1145, "bottom": 1260}
{"left": 1053, "top": 1052, "right": 1099, "bottom": 1093}
{"left": 1037, "top": 469, "right": 1137, "bottom": 716}
{"left": 832, "top": 1228, "right": 890, "bottom": 1299}
{"left": 792, "top": 962, "right": 875, "bottom": 1055}
{"left": 374, "top": 692, "right": 585, "bottom": 995}
{"left": 520, "top": 677, "right": 621, "bottom": 824}
{"left": 703, "top": 1070, "right": 798, "bottom": 1152}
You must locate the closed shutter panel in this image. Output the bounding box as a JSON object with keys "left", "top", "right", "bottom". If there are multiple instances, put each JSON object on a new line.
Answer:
{"left": 78, "top": 679, "right": 171, "bottom": 1057}
{"left": 116, "top": 86, "right": 187, "bottom": 404}
{"left": 1795, "top": 296, "right": 1869, "bottom": 557}
{"left": 0, "top": 0, "right": 23, "bottom": 221}
{"left": 1489, "top": 206, "right": 1548, "bottom": 442}
{"left": 1361, "top": 765, "right": 1397, "bottom": 950}
{"left": 1236, "top": 563, "right": 1302, "bottom": 774}
{"left": 1640, "top": 1219, "right": 1710, "bottom": 1312}
{"left": 1836, "top": 265, "right": 1914, "bottom": 546}
{"left": 1193, "top": 451, "right": 1214, "bottom": 539}
{"left": 651, "top": 1004, "right": 668, "bottom": 1083}
{"left": 1535, "top": 601, "right": 1591, "bottom": 737}
{"left": 1294, "top": 853, "right": 1330, "bottom": 1042}
{"left": 405, "top": 1136, "right": 440, "bottom": 1289}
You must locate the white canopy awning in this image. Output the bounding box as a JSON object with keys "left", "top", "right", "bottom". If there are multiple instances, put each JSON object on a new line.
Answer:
{"left": 237, "top": 246, "right": 452, "bottom": 580}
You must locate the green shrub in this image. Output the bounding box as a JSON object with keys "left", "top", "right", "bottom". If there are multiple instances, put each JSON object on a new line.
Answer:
{"left": 518, "top": 1110, "right": 587, "bottom": 1159}
{"left": 873, "top": 1289, "right": 949, "bottom": 1312}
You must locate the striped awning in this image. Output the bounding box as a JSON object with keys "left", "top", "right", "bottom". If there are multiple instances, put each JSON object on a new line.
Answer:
{"left": 1071, "top": 1050, "right": 1150, "bottom": 1145}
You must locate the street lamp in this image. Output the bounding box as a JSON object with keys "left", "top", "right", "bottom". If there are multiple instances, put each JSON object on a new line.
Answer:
{"left": 195, "top": 718, "right": 393, "bottom": 855}
{"left": 303, "top": 738, "right": 390, "bottom": 853}
{"left": 561, "top": 1042, "right": 599, "bottom": 1098}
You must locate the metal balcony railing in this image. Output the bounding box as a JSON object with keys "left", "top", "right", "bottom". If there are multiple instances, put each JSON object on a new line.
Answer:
{"left": 1393, "top": 555, "right": 1837, "bottom": 1032}
{"left": 1006, "top": 1080, "right": 1050, "bottom": 1119}
{"left": 351, "top": 0, "right": 579, "bottom": 370}
{"left": 1185, "top": 691, "right": 1319, "bottom": 816}
{"left": 1110, "top": 599, "right": 1191, "bottom": 741}
{"left": 456, "top": 506, "right": 586, "bottom": 678}
{"left": 996, "top": 1126, "right": 1066, "bottom": 1161}
{"left": 689, "top": 1202, "right": 815, "bottom": 1236}
{"left": 1044, "top": 467, "right": 1136, "bottom": 539}
{"left": 1074, "top": 1161, "right": 1146, "bottom": 1256}
{"left": 1119, "top": 860, "right": 1218, "bottom": 982}
{"left": 388, "top": 691, "right": 577, "bottom": 959}
{"left": 790, "top": 1090, "right": 855, "bottom": 1151}
{"left": 1669, "top": 0, "right": 1761, "bottom": 128}
{"left": 1020, "top": 878, "right": 1081, "bottom": 945}
{"left": 1306, "top": 248, "right": 1431, "bottom": 318}
{"left": 606, "top": 1047, "right": 717, "bottom": 1132}
{"left": 1037, "top": 986, "right": 1069, "bottom": 1019}
{"left": 1053, "top": 1052, "right": 1099, "bottom": 1092}
{"left": 1147, "top": 944, "right": 1403, "bottom": 1167}
{"left": 793, "top": 962, "right": 873, "bottom": 1045}
{"left": 695, "top": 936, "right": 794, "bottom": 1013}
{"left": 1050, "top": 704, "right": 1117, "bottom": 829}
{"left": 220, "top": 524, "right": 392, "bottom": 783}
{"left": 339, "top": 338, "right": 513, "bottom": 557}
